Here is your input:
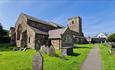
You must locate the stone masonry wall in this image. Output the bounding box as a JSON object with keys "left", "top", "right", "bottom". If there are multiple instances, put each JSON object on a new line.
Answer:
{"left": 51, "top": 39, "right": 61, "bottom": 49}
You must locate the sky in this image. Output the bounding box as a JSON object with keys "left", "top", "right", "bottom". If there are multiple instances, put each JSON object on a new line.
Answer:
{"left": 0, "top": 0, "right": 115, "bottom": 36}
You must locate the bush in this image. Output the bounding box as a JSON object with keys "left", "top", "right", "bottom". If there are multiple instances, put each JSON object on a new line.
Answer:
{"left": 0, "top": 24, "right": 9, "bottom": 37}
{"left": 0, "top": 37, "right": 10, "bottom": 43}
{"left": 107, "top": 33, "right": 115, "bottom": 42}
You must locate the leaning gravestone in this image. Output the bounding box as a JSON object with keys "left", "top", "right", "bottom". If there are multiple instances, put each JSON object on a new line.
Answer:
{"left": 32, "top": 51, "right": 43, "bottom": 70}
{"left": 49, "top": 45, "right": 56, "bottom": 56}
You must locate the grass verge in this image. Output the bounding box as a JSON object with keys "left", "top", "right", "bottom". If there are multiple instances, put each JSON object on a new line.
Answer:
{"left": 0, "top": 44, "right": 94, "bottom": 70}
{"left": 99, "top": 44, "right": 115, "bottom": 70}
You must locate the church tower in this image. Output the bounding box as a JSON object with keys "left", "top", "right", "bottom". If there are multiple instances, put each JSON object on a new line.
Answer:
{"left": 68, "top": 16, "right": 82, "bottom": 34}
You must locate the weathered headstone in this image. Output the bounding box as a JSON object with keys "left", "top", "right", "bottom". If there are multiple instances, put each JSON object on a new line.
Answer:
{"left": 35, "top": 39, "right": 41, "bottom": 51}
{"left": 104, "top": 43, "right": 111, "bottom": 47}
{"left": 110, "top": 43, "right": 115, "bottom": 54}
{"left": 112, "top": 43, "right": 115, "bottom": 48}
{"left": 49, "top": 45, "right": 55, "bottom": 56}
{"left": 41, "top": 45, "right": 49, "bottom": 54}
{"left": 61, "top": 47, "right": 73, "bottom": 56}
{"left": 32, "top": 51, "right": 43, "bottom": 70}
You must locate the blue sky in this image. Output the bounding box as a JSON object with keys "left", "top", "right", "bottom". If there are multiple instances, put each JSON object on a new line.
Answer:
{"left": 0, "top": 0, "right": 115, "bottom": 36}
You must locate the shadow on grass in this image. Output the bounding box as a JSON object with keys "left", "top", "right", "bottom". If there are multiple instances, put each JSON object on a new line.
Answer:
{"left": 54, "top": 54, "right": 69, "bottom": 60}
{"left": 69, "top": 53, "right": 80, "bottom": 56}
{"left": 54, "top": 52, "right": 80, "bottom": 60}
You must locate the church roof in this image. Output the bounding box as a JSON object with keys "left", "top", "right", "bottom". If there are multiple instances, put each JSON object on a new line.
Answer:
{"left": 21, "top": 13, "right": 64, "bottom": 28}
{"left": 30, "top": 26, "right": 48, "bottom": 35}
{"left": 48, "top": 28, "right": 67, "bottom": 39}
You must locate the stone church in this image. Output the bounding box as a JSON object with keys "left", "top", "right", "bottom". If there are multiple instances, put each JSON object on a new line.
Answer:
{"left": 9, "top": 13, "right": 84, "bottom": 49}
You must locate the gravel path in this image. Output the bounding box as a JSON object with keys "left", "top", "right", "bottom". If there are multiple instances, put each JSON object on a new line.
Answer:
{"left": 80, "top": 45, "right": 102, "bottom": 70}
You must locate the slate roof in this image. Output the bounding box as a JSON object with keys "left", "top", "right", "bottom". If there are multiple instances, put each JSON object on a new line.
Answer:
{"left": 48, "top": 28, "right": 67, "bottom": 39}
{"left": 30, "top": 26, "right": 48, "bottom": 35}
{"left": 21, "top": 13, "right": 64, "bottom": 28}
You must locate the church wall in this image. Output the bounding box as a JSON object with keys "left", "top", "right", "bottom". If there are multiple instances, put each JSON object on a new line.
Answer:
{"left": 51, "top": 39, "right": 61, "bottom": 49}
{"left": 27, "top": 26, "right": 35, "bottom": 49}
{"left": 61, "top": 28, "right": 73, "bottom": 48}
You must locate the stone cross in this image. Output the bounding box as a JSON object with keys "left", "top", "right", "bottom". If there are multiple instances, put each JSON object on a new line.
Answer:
{"left": 32, "top": 51, "right": 43, "bottom": 70}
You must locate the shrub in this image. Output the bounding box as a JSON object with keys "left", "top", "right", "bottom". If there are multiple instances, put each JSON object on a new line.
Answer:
{"left": 107, "top": 33, "right": 115, "bottom": 42}
{"left": 0, "top": 37, "right": 10, "bottom": 43}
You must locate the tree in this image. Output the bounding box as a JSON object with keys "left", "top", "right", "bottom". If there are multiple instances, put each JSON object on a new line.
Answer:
{"left": 0, "top": 23, "right": 3, "bottom": 31}
{"left": 0, "top": 23, "right": 4, "bottom": 37}
{"left": 107, "top": 33, "right": 115, "bottom": 42}
{"left": 0, "top": 23, "right": 9, "bottom": 37}
{"left": 0, "top": 23, "right": 10, "bottom": 43}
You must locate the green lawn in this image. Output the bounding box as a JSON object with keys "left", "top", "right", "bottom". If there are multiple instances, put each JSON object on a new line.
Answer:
{"left": 99, "top": 44, "right": 115, "bottom": 70}
{"left": 0, "top": 44, "right": 94, "bottom": 70}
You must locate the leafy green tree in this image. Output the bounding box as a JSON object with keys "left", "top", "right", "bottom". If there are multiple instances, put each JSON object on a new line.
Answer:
{"left": 0, "top": 23, "right": 3, "bottom": 30}
{"left": 0, "top": 23, "right": 9, "bottom": 37}
{"left": 107, "top": 33, "right": 115, "bottom": 42}
{"left": 0, "top": 23, "right": 4, "bottom": 37}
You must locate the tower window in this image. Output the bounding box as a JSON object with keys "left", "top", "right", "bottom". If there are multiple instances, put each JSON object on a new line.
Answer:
{"left": 72, "top": 21, "right": 74, "bottom": 24}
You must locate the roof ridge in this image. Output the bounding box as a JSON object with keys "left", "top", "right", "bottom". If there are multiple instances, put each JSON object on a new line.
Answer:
{"left": 20, "top": 13, "right": 64, "bottom": 28}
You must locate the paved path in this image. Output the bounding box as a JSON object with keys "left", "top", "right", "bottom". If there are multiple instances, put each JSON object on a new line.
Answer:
{"left": 80, "top": 45, "right": 102, "bottom": 70}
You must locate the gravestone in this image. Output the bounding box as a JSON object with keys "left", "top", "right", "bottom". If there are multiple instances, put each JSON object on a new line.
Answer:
{"left": 61, "top": 47, "right": 73, "bottom": 56}
{"left": 35, "top": 39, "right": 41, "bottom": 51}
{"left": 49, "top": 45, "right": 56, "bottom": 56}
{"left": 112, "top": 43, "right": 115, "bottom": 48}
{"left": 109, "top": 43, "right": 115, "bottom": 55}
{"left": 41, "top": 45, "right": 49, "bottom": 54}
{"left": 104, "top": 43, "right": 111, "bottom": 47}
{"left": 32, "top": 51, "right": 43, "bottom": 70}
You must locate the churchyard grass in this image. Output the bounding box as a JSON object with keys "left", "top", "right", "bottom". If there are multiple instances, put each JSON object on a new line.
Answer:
{"left": 99, "top": 44, "right": 115, "bottom": 70}
{"left": 0, "top": 44, "right": 94, "bottom": 70}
